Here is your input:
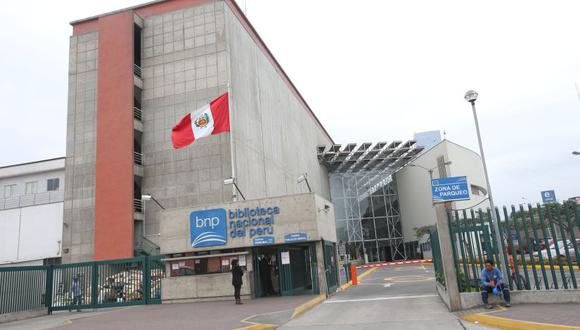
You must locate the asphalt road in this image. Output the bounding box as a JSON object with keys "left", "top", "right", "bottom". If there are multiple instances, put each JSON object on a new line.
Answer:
{"left": 280, "top": 264, "right": 493, "bottom": 330}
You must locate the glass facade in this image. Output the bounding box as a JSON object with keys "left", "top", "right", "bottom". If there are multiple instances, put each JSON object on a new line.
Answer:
{"left": 330, "top": 172, "right": 406, "bottom": 262}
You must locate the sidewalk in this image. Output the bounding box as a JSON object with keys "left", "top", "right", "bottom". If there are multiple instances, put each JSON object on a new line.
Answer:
{"left": 462, "top": 304, "right": 580, "bottom": 329}
{"left": 0, "top": 295, "right": 319, "bottom": 330}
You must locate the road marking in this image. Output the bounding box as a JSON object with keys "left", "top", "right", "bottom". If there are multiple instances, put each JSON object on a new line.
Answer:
{"left": 325, "top": 294, "right": 438, "bottom": 304}
{"left": 383, "top": 283, "right": 392, "bottom": 288}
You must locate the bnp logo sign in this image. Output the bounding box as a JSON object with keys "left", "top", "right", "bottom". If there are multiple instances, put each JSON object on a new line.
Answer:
{"left": 190, "top": 209, "right": 227, "bottom": 248}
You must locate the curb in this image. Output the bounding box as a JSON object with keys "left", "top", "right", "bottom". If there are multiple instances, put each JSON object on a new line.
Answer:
{"left": 290, "top": 295, "right": 326, "bottom": 319}
{"left": 462, "top": 308, "right": 579, "bottom": 330}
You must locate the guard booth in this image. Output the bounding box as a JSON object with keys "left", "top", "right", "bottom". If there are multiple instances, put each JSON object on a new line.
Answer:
{"left": 159, "top": 193, "right": 339, "bottom": 303}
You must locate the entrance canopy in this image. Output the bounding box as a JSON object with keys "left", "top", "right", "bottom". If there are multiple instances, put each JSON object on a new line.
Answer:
{"left": 317, "top": 141, "right": 424, "bottom": 174}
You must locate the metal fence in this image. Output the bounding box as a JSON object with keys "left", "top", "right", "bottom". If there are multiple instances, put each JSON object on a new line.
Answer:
{"left": 0, "top": 256, "right": 164, "bottom": 315}
{"left": 441, "top": 202, "right": 579, "bottom": 292}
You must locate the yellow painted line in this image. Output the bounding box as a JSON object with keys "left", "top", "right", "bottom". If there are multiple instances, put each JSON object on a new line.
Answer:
{"left": 234, "top": 324, "right": 277, "bottom": 330}
{"left": 357, "top": 266, "right": 379, "bottom": 281}
{"left": 234, "top": 308, "right": 292, "bottom": 330}
{"left": 291, "top": 294, "right": 326, "bottom": 319}
{"left": 339, "top": 281, "right": 352, "bottom": 291}
{"left": 462, "top": 307, "right": 580, "bottom": 330}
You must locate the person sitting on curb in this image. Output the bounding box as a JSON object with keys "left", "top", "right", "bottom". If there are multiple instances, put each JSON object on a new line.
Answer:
{"left": 481, "top": 259, "right": 511, "bottom": 309}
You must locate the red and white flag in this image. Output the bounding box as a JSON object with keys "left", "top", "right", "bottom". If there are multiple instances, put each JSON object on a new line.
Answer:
{"left": 171, "top": 93, "right": 230, "bottom": 149}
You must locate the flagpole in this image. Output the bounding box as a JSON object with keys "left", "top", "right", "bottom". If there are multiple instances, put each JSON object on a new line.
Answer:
{"left": 224, "top": 5, "right": 237, "bottom": 202}
{"left": 227, "top": 83, "right": 237, "bottom": 202}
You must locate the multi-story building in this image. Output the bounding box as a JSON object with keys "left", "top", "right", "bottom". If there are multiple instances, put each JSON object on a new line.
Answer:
{"left": 0, "top": 157, "right": 65, "bottom": 266}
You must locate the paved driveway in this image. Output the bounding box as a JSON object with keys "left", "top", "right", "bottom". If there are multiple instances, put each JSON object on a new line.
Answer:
{"left": 280, "top": 264, "right": 493, "bottom": 330}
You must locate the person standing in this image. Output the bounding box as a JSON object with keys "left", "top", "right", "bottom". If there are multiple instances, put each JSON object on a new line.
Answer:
{"left": 231, "top": 259, "right": 244, "bottom": 305}
{"left": 481, "top": 259, "right": 511, "bottom": 309}
{"left": 70, "top": 274, "right": 82, "bottom": 312}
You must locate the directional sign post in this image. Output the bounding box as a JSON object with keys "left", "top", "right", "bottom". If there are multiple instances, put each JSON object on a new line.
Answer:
{"left": 431, "top": 176, "right": 470, "bottom": 203}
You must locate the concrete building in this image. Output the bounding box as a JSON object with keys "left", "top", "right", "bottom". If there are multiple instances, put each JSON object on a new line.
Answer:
{"left": 63, "top": 0, "right": 333, "bottom": 264}
{"left": 0, "top": 158, "right": 65, "bottom": 266}
{"left": 396, "top": 140, "right": 489, "bottom": 258}
{"left": 62, "top": 0, "right": 346, "bottom": 301}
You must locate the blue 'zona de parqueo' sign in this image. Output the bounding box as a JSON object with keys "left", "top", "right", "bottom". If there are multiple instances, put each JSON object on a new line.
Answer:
{"left": 431, "top": 176, "right": 470, "bottom": 203}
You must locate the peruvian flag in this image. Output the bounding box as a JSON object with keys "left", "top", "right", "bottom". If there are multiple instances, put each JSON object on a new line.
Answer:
{"left": 171, "top": 93, "right": 230, "bottom": 149}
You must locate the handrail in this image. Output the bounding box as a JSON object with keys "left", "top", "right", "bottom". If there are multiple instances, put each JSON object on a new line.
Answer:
{"left": 133, "top": 198, "right": 143, "bottom": 213}
{"left": 133, "top": 107, "right": 142, "bottom": 121}
{"left": 134, "top": 151, "right": 143, "bottom": 166}
{"left": 133, "top": 64, "right": 142, "bottom": 79}
{"left": 0, "top": 190, "right": 64, "bottom": 210}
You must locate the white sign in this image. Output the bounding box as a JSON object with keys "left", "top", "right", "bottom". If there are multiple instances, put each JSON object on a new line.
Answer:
{"left": 281, "top": 251, "right": 290, "bottom": 265}
{"left": 238, "top": 255, "right": 246, "bottom": 267}
{"left": 171, "top": 263, "right": 179, "bottom": 270}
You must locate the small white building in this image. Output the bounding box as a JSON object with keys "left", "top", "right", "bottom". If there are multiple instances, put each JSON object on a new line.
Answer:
{"left": 0, "top": 157, "right": 65, "bottom": 266}
{"left": 396, "top": 140, "right": 489, "bottom": 257}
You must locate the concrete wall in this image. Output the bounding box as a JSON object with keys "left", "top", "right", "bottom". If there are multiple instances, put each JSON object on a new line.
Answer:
{"left": 396, "top": 140, "right": 489, "bottom": 243}
{"left": 62, "top": 31, "right": 99, "bottom": 263}
{"left": 0, "top": 203, "right": 64, "bottom": 265}
{"left": 160, "top": 193, "right": 334, "bottom": 254}
{"left": 162, "top": 270, "right": 251, "bottom": 303}
{"left": 225, "top": 5, "right": 332, "bottom": 202}
{"left": 140, "top": 2, "right": 232, "bottom": 243}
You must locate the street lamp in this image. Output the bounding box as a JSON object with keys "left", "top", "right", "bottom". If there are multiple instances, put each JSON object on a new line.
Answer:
{"left": 464, "top": 90, "right": 507, "bottom": 280}
{"left": 297, "top": 173, "right": 312, "bottom": 193}
{"left": 224, "top": 177, "right": 246, "bottom": 201}
{"left": 408, "top": 162, "right": 452, "bottom": 182}
{"left": 141, "top": 194, "right": 165, "bottom": 210}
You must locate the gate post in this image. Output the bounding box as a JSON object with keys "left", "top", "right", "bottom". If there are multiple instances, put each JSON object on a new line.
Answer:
{"left": 144, "top": 256, "right": 151, "bottom": 304}
{"left": 435, "top": 203, "right": 462, "bottom": 311}
{"left": 91, "top": 262, "right": 98, "bottom": 308}
{"left": 45, "top": 265, "right": 54, "bottom": 314}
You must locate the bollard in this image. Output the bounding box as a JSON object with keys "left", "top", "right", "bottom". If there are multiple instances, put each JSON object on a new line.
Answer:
{"left": 351, "top": 265, "right": 358, "bottom": 285}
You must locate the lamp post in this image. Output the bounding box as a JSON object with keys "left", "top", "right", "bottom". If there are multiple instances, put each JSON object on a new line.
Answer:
{"left": 408, "top": 162, "right": 452, "bottom": 206}
{"left": 464, "top": 90, "right": 507, "bottom": 279}
{"left": 297, "top": 173, "right": 312, "bottom": 193}
{"left": 141, "top": 194, "right": 165, "bottom": 210}
{"left": 224, "top": 177, "right": 246, "bottom": 201}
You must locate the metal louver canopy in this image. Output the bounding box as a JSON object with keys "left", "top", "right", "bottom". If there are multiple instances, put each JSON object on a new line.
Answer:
{"left": 317, "top": 140, "right": 424, "bottom": 174}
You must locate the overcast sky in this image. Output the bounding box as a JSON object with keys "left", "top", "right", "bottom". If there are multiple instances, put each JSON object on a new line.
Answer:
{"left": 1, "top": 0, "right": 579, "bottom": 205}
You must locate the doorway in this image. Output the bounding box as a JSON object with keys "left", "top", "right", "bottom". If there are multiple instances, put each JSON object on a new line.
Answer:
{"left": 253, "top": 243, "right": 318, "bottom": 298}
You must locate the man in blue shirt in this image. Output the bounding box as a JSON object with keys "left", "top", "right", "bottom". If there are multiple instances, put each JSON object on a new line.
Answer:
{"left": 481, "top": 259, "right": 511, "bottom": 309}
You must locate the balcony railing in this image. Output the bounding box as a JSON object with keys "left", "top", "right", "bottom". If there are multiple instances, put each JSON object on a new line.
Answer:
{"left": 134, "top": 198, "right": 143, "bottom": 213}
{"left": 133, "top": 106, "right": 142, "bottom": 121}
{"left": 133, "top": 64, "right": 142, "bottom": 79}
{"left": 134, "top": 151, "right": 143, "bottom": 166}
{"left": 0, "top": 190, "right": 64, "bottom": 210}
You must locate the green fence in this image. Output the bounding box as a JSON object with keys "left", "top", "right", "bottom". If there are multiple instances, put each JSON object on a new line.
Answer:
{"left": 0, "top": 256, "right": 165, "bottom": 315}
{"left": 429, "top": 228, "right": 445, "bottom": 286}
{"left": 444, "top": 202, "right": 579, "bottom": 292}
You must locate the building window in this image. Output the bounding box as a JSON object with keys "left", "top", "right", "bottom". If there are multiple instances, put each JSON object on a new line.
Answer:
{"left": 169, "top": 255, "right": 247, "bottom": 277}
{"left": 4, "top": 184, "right": 16, "bottom": 198}
{"left": 25, "top": 181, "right": 38, "bottom": 195}
{"left": 47, "top": 178, "right": 60, "bottom": 191}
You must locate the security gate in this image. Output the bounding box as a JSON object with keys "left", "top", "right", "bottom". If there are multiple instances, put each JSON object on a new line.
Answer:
{"left": 0, "top": 256, "right": 165, "bottom": 315}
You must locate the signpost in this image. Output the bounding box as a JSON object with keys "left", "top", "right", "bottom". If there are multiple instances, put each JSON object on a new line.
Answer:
{"left": 431, "top": 176, "right": 470, "bottom": 203}
{"left": 541, "top": 190, "right": 557, "bottom": 203}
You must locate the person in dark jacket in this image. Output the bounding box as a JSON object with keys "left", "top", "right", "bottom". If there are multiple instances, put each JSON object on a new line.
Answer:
{"left": 231, "top": 259, "right": 244, "bottom": 305}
